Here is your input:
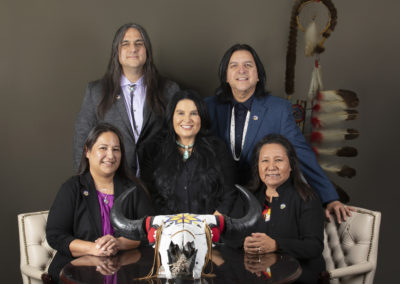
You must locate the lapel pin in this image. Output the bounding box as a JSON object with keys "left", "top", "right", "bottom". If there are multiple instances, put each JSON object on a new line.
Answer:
{"left": 280, "top": 203, "right": 286, "bottom": 209}
{"left": 253, "top": 115, "right": 258, "bottom": 120}
{"left": 83, "top": 190, "right": 89, "bottom": 196}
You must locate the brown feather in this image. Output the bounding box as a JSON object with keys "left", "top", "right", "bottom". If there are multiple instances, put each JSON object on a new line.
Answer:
{"left": 315, "top": 45, "right": 325, "bottom": 54}
{"left": 313, "top": 101, "right": 357, "bottom": 112}
{"left": 331, "top": 181, "right": 350, "bottom": 203}
{"left": 346, "top": 109, "right": 358, "bottom": 120}
{"left": 345, "top": 128, "right": 360, "bottom": 140}
{"left": 336, "top": 89, "right": 359, "bottom": 107}
{"left": 318, "top": 90, "right": 359, "bottom": 108}
{"left": 313, "top": 146, "right": 358, "bottom": 157}
{"left": 336, "top": 146, "right": 358, "bottom": 157}
{"left": 311, "top": 129, "right": 359, "bottom": 143}
{"left": 312, "top": 110, "right": 359, "bottom": 128}
{"left": 321, "top": 163, "right": 356, "bottom": 178}
{"left": 337, "top": 166, "right": 356, "bottom": 178}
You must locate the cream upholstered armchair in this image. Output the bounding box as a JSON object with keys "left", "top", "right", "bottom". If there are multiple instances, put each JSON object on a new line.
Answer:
{"left": 18, "top": 210, "right": 56, "bottom": 284}
{"left": 323, "top": 206, "right": 381, "bottom": 284}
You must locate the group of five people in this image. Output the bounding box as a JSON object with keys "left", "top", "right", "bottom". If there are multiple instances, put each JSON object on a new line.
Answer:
{"left": 46, "top": 23, "right": 352, "bottom": 283}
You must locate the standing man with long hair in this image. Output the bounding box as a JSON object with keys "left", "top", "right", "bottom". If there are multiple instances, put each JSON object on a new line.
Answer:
{"left": 74, "top": 23, "right": 179, "bottom": 175}
{"left": 206, "top": 43, "right": 352, "bottom": 223}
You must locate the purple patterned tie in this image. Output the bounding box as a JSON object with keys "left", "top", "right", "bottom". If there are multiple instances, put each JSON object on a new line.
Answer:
{"left": 129, "top": 84, "right": 138, "bottom": 135}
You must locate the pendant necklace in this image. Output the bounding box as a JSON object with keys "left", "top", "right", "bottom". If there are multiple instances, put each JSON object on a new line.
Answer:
{"left": 96, "top": 185, "right": 113, "bottom": 205}
{"left": 103, "top": 194, "right": 109, "bottom": 204}
{"left": 176, "top": 141, "right": 194, "bottom": 160}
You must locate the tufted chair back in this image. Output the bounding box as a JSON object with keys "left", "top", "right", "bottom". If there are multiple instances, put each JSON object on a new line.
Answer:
{"left": 323, "top": 206, "right": 381, "bottom": 284}
{"left": 18, "top": 211, "right": 56, "bottom": 284}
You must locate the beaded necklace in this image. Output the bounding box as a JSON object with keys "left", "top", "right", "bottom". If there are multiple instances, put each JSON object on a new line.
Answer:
{"left": 176, "top": 141, "right": 194, "bottom": 160}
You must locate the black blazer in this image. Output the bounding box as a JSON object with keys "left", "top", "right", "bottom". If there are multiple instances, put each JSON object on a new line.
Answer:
{"left": 251, "top": 179, "right": 325, "bottom": 283}
{"left": 73, "top": 79, "right": 179, "bottom": 173}
{"left": 46, "top": 172, "right": 153, "bottom": 281}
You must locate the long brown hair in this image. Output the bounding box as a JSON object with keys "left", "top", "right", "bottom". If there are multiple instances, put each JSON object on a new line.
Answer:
{"left": 78, "top": 123, "right": 135, "bottom": 183}
{"left": 98, "top": 23, "right": 167, "bottom": 118}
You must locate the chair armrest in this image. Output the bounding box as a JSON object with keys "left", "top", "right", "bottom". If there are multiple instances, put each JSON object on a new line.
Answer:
{"left": 329, "top": 261, "right": 374, "bottom": 279}
{"left": 20, "top": 264, "right": 45, "bottom": 280}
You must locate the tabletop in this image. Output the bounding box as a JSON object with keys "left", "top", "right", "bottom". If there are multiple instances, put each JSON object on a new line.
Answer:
{"left": 60, "top": 244, "right": 302, "bottom": 283}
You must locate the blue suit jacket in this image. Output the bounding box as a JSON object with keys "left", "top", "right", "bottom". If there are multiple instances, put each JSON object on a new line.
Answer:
{"left": 205, "top": 94, "right": 339, "bottom": 204}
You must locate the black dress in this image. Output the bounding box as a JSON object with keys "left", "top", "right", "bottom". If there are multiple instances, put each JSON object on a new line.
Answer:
{"left": 140, "top": 136, "right": 236, "bottom": 215}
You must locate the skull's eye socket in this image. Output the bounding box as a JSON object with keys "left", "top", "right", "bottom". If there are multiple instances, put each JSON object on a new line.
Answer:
{"left": 183, "top": 241, "right": 196, "bottom": 258}
{"left": 169, "top": 243, "right": 180, "bottom": 257}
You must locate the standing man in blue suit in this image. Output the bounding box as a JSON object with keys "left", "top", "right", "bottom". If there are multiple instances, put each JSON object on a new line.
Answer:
{"left": 205, "top": 44, "right": 352, "bottom": 222}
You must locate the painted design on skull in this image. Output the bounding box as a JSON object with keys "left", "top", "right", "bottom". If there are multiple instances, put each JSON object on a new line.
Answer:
{"left": 165, "top": 213, "right": 202, "bottom": 225}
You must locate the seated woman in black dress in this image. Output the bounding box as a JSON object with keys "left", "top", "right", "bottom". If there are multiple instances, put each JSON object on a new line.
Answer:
{"left": 243, "top": 134, "right": 325, "bottom": 283}
{"left": 46, "top": 123, "right": 153, "bottom": 282}
{"left": 141, "top": 90, "right": 235, "bottom": 215}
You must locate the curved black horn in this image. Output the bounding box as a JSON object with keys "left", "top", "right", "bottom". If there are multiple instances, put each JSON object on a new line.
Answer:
{"left": 223, "top": 184, "right": 261, "bottom": 237}
{"left": 110, "top": 186, "right": 146, "bottom": 240}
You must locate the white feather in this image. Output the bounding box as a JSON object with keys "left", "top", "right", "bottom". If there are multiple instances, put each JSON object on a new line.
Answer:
{"left": 318, "top": 90, "right": 343, "bottom": 101}
{"left": 313, "top": 146, "right": 358, "bottom": 157}
{"left": 304, "top": 20, "right": 318, "bottom": 57}
{"left": 308, "top": 64, "right": 323, "bottom": 101}
{"left": 320, "top": 163, "right": 341, "bottom": 172}
{"left": 313, "top": 101, "right": 348, "bottom": 112}
{"left": 313, "top": 111, "right": 356, "bottom": 127}
{"left": 313, "top": 147, "right": 338, "bottom": 155}
{"left": 320, "top": 163, "right": 356, "bottom": 178}
{"left": 315, "top": 129, "right": 347, "bottom": 141}
{"left": 311, "top": 129, "right": 359, "bottom": 142}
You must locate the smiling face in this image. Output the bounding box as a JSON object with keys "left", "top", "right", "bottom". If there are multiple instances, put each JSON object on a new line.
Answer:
{"left": 118, "top": 28, "right": 147, "bottom": 75}
{"left": 258, "top": 143, "right": 292, "bottom": 190}
{"left": 173, "top": 99, "right": 201, "bottom": 145}
{"left": 86, "top": 131, "right": 121, "bottom": 179}
{"left": 226, "top": 50, "right": 259, "bottom": 102}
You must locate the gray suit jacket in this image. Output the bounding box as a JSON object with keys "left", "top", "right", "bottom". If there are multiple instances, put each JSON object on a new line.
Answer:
{"left": 73, "top": 79, "right": 179, "bottom": 173}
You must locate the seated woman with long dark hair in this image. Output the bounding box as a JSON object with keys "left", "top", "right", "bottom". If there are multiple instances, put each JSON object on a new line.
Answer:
{"left": 46, "top": 123, "right": 153, "bottom": 282}
{"left": 242, "top": 134, "right": 325, "bottom": 283}
{"left": 141, "top": 90, "right": 235, "bottom": 215}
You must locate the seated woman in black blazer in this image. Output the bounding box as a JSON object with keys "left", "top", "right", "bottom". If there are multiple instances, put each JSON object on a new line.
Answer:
{"left": 46, "top": 123, "right": 153, "bottom": 282}
{"left": 140, "top": 90, "right": 235, "bottom": 215}
{"left": 241, "top": 134, "right": 325, "bottom": 283}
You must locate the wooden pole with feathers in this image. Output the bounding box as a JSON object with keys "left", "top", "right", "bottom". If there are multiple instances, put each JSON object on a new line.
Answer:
{"left": 284, "top": 0, "right": 360, "bottom": 203}
{"left": 285, "top": 0, "right": 338, "bottom": 97}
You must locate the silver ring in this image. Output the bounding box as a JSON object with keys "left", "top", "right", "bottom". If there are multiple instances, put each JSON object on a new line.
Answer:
{"left": 258, "top": 247, "right": 261, "bottom": 253}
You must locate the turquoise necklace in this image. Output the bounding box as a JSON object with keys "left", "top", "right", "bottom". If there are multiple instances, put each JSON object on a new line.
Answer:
{"left": 176, "top": 141, "right": 194, "bottom": 160}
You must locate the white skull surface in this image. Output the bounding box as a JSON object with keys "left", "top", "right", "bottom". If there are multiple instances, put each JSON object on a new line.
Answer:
{"left": 151, "top": 214, "right": 217, "bottom": 279}
{"left": 110, "top": 185, "right": 260, "bottom": 280}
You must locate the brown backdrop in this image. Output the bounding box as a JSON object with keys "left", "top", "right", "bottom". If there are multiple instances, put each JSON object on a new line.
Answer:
{"left": 1, "top": 0, "right": 398, "bottom": 282}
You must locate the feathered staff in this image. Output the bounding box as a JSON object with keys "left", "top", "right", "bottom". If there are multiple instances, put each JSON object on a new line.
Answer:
{"left": 285, "top": 0, "right": 338, "bottom": 96}
{"left": 285, "top": 1, "right": 360, "bottom": 202}
{"left": 311, "top": 90, "right": 360, "bottom": 182}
